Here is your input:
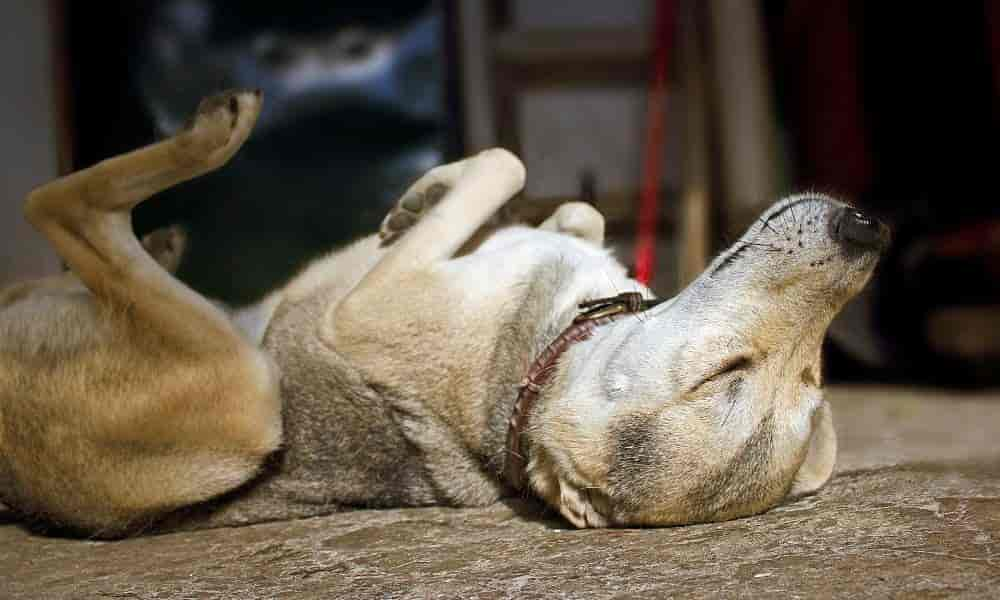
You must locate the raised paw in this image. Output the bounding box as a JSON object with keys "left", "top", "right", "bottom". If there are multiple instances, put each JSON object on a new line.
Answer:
{"left": 379, "top": 181, "right": 450, "bottom": 243}
{"left": 173, "top": 89, "right": 262, "bottom": 168}
{"left": 538, "top": 202, "right": 605, "bottom": 244}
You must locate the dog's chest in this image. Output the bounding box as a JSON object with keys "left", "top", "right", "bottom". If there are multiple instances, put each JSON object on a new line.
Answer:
{"left": 257, "top": 227, "right": 633, "bottom": 508}
{"left": 357, "top": 227, "right": 637, "bottom": 466}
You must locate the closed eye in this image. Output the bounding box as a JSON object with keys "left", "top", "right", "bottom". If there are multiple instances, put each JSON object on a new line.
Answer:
{"left": 717, "top": 355, "right": 752, "bottom": 376}
{"left": 691, "top": 355, "right": 753, "bottom": 392}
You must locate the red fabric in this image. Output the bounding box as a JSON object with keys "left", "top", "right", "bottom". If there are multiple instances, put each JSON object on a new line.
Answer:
{"left": 634, "top": 0, "right": 676, "bottom": 285}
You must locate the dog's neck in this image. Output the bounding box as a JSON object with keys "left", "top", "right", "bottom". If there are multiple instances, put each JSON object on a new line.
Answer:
{"left": 475, "top": 266, "right": 582, "bottom": 479}
{"left": 501, "top": 292, "right": 660, "bottom": 490}
{"left": 473, "top": 259, "right": 654, "bottom": 490}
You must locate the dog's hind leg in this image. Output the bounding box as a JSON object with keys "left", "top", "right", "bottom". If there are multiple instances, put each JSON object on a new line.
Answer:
{"left": 24, "top": 91, "right": 260, "bottom": 345}
{"left": 7, "top": 90, "right": 281, "bottom": 536}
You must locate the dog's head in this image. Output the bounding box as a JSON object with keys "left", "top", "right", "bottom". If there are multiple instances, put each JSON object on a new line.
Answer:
{"left": 528, "top": 194, "right": 888, "bottom": 527}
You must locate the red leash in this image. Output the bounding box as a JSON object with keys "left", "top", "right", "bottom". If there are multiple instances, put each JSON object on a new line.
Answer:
{"left": 634, "top": 0, "right": 677, "bottom": 285}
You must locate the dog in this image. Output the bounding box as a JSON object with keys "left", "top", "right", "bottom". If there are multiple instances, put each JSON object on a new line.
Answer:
{"left": 0, "top": 90, "right": 888, "bottom": 537}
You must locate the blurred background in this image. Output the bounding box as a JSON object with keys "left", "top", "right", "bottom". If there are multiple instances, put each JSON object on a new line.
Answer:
{"left": 0, "top": 1, "right": 997, "bottom": 387}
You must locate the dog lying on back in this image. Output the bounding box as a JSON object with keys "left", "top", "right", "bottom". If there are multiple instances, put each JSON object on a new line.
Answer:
{"left": 0, "top": 91, "right": 887, "bottom": 536}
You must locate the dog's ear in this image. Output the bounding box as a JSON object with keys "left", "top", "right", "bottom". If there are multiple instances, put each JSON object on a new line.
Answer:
{"left": 557, "top": 479, "right": 611, "bottom": 528}
{"left": 788, "top": 402, "right": 837, "bottom": 498}
{"left": 529, "top": 445, "right": 613, "bottom": 528}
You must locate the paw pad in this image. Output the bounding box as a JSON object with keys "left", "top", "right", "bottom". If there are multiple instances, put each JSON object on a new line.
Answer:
{"left": 379, "top": 182, "right": 450, "bottom": 242}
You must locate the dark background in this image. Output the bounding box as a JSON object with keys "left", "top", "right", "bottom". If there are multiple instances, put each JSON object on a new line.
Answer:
{"left": 41, "top": 1, "right": 1000, "bottom": 387}
{"left": 64, "top": 0, "right": 453, "bottom": 304}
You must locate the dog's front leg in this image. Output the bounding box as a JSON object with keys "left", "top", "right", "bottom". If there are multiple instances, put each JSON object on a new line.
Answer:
{"left": 323, "top": 150, "right": 526, "bottom": 509}
{"left": 337, "top": 149, "right": 525, "bottom": 321}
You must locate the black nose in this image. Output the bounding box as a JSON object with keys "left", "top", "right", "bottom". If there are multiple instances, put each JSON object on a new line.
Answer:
{"left": 834, "top": 207, "right": 890, "bottom": 249}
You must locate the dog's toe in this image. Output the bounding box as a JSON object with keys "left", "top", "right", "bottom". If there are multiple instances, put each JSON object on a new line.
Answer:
{"left": 175, "top": 90, "right": 261, "bottom": 166}
{"left": 379, "top": 182, "right": 450, "bottom": 243}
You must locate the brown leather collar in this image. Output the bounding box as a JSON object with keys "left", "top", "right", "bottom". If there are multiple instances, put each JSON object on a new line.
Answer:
{"left": 503, "top": 292, "right": 662, "bottom": 491}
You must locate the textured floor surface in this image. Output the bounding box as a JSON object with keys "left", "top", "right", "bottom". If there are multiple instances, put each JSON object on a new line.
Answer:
{"left": 2, "top": 385, "right": 999, "bottom": 599}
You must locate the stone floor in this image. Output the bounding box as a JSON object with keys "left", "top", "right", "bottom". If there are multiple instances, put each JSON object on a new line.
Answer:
{"left": 2, "top": 386, "right": 999, "bottom": 599}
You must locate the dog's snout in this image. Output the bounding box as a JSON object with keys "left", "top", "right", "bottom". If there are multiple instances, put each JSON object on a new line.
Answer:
{"left": 833, "top": 207, "right": 889, "bottom": 250}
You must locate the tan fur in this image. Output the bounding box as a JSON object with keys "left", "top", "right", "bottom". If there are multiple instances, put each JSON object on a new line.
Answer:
{"left": 0, "top": 91, "right": 882, "bottom": 537}
{"left": 0, "top": 91, "right": 281, "bottom": 536}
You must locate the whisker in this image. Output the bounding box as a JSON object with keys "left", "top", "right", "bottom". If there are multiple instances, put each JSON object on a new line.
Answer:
{"left": 758, "top": 215, "right": 780, "bottom": 236}
{"left": 721, "top": 393, "right": 738, "bottom": 427}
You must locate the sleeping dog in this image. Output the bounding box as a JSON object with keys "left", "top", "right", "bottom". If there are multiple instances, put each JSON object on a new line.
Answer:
{"left": 0, "top": 91, "right": 887, "bottom": 536}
